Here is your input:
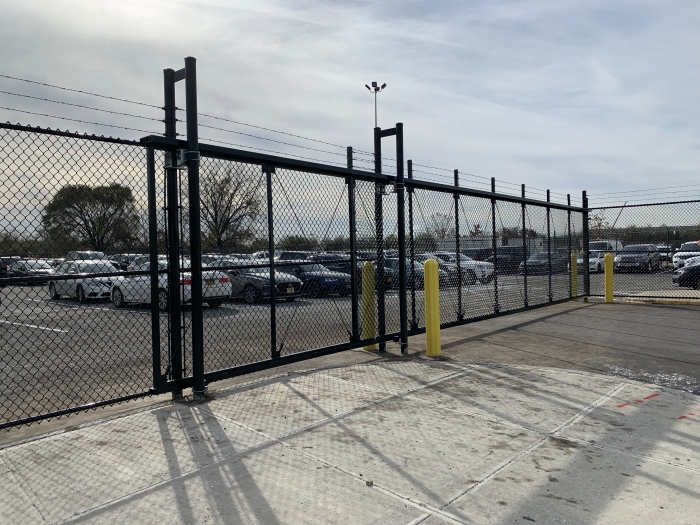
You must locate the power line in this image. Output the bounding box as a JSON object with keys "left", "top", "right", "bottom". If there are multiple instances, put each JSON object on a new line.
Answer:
{"left": 0, "top": 90, "right": 163, "bottom": 122}
{"left": 0, "top": 106, "right": 161, "bottom": 135}
{"left": 0, "top": 74, "right": 161, "bottom": 109}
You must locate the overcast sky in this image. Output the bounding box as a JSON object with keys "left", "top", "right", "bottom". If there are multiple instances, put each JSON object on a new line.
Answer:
{"left": 1, "top": 0, "right": 699, "bottom": 206}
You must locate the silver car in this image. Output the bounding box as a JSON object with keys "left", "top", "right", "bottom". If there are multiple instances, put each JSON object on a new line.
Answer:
{"left": 110, "top": 259, "right": 231, "bottom": 310}
{"left": 48, "top": 260, "right": 119, "bottom": 303}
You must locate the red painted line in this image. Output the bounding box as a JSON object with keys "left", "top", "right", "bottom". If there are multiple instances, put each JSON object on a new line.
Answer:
{"left": 679, "top": 416, "right": 687, "bottom": 420}
{"left": 643, "top": 393, "right": 660, "bottom": 400}
{"left": 689, "top": 413, "right": 696, "bottom": 416}
{"left": 617, "top": 403, "right": 630, "bottom": 408}
{"left": 635, "top": 399, "right": 644, "bottom": 403}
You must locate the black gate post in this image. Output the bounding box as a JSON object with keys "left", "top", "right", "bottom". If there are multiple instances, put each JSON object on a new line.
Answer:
{"left": 147, "top": 146, "right": 161, "bottom": 389}
{"left": 521, "top": 184, "right": 528, "bottom": 308}
{"left": 567, "top": 194, "right": 572, "bottom": 298}
{"left": 184, "top": 57, "right": 205, "bottom": 399}
{"left": 547, "top": 190, "right": 552, "bottom": 303}
{"left": 347, "top": 147, "right": 359, "bottom": 342}
{"left": 265, "top": 165, "right": 279, "bottom": 359}
{"left": 491, "top": 177, "right": 499, "bottom": 314}
{"left": 163, "top": 67, "right": 183, "bottom": 399}
{"left": 395, "top": 123, "right": 408, "bottom": 353}
{"left": 408, "top": 160, "right": 417, "bottom": 330}
{"left": 582, "top": 191, "right": 590, "bottom": 297}
{"left": 374, "top": 127, "right": 386, "bottom": 352}
{"left": 454, "top": 170, "right": 463, "bottom": 321}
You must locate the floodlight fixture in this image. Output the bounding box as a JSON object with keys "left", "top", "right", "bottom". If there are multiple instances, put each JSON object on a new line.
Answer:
{"left": 366, "top": 81, "right": 387, "bottom": 127}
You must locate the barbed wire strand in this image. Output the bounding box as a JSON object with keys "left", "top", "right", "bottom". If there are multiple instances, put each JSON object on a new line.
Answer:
{"left": 589, "top": 183, "right": 700, "bottom": 197}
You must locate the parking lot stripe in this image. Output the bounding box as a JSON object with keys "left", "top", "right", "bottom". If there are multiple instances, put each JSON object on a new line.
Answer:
{"left": 0, "top": 319, "right": 67, "bottom": 333}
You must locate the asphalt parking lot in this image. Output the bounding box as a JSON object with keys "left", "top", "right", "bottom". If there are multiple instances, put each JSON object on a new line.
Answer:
{"left": 0, "top": 269, "right": 688, "bottom": 427}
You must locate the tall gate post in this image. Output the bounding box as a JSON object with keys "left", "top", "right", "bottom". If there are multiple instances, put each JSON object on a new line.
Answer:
{"left": 454, "top": 170, "right": 463, "bottom": 321}
{"left": 265, "top": 165, "right": 279, "bottom": 358}
{"left": 347, "top": 147, "right": 359, "bottom": 342}
{"left": 582, "top": 191, "right": 590, "bottom": 296}
{"left": 491, "top": 178, "right": 499, "bottom": 314}
{"left": 567, "top": 194, "right": 572, "bottom": 298}
{"left": 395, "top": 123, "right": 408, "bottom": 353}
{"left": 374, "top": 127, "right": 386, "bottom": 352}
{"left": 408, "top": 160, "right": 417, "bottom": 330}
{"left": 184, "top": 57, "right": 205, "bottom": 399}
{"left": 547, "top": 190, "right": 552, "bottom": 303}
{"left": 521, "top": 184, "right": 528, "bottom": 308}
{"left": 163, "top": 67, "right": 183, "bottom": 399}
{"left": 146, "top": 147, "right": 162, "bottom": 389}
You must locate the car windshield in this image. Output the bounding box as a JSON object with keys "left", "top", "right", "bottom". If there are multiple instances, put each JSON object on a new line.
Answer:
{"left": 679, "top": 242, "right": 700, "bottom": 252}
{"left": 622, "top": 245, "right": 651, "bottom": 252}
{"left": 588, "top": 242, "right": 610, "bottom": 251}
{"left": 302, "top": 264, "right": 328, "bottom": 272}
{"left": 26, "top": 260, "right": 52, "bottom": 269}
{"left": 232, "top": 254, "right": 254, "bottom": 260}
{"left": 77, "top": 262, "right": 116, "bottom": 273}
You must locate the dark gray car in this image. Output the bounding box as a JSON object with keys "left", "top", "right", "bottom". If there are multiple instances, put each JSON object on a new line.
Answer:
{"left": 613, "top": 244, "right": 661, "bottom": 273}
{"left": 229, "top": 266, "right": 302, "bottom": 304}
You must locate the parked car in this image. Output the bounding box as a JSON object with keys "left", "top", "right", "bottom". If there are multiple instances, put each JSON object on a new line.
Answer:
{"left": 434, "top": 251, "right": 494, "bottom": 284}
{"left": 672, "top": 263, "right": 700, "bottom": 290}
{"left": 277, "top": 262, "right": 352, "bottom": 298}
{"left": 109, "top": 253, "right": 145, "bottom": 271}
{"left": 0, "top": 256, "right": 22, "bottom": 276}
{"left": 672, "top": 241, "right": 700, "bottom": 269}
{"left": 45, "top": 258, "right": 64, "bottom": 268}
{"left": 228, "top": 266, "right": 302, "bottom": 304}
{"left": 485, "top": 246, "right": 528, "bottom": 275}
{"left": 614, "top": 244, "right": 661, "bottom": 273}
{"left": 275, "top": 251, "right": 312, "bottom": 262}
{"left": 49, "top": 260, "right": 119, "bottom": 303}
{"left": 110, "top": 259, "right": 231, "bottom": 310}
{"left": 8, "top": 259, "right": 55, "bottom": 284}
{"left": 656, "top": 245, "right": 673, "bottom": 263}
{"left": 414, "top": 253, "right": 459, "bottom": 285}
{"left": 384, "top": 258, "right": 425, "bottom": 288}
{"left": 65, "top": 251, "right": 108, "bottom": 262}
{"left": 128, "top": 255, "right": 167, "bottom": 270}
{"left": 577, "top": 251, "right": 606, "bottom": 273}
{"left": 460, "top": 248, "right": 493, "bottom": 262}
{"left": 519, "top": 251, "right": 569, "bottom": 275}
{"left": 589, "top": 240, "right": 623, "bottom": 253}
{"left": 326, "top": 260, "right": 395, "bottom": 291}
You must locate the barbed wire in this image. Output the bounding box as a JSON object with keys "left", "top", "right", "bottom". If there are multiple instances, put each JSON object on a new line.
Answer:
{"left": 588, "top": 183, "right": 700, "bottom": 197}
{"left": 591, "top": 187, "right": 700, "bottom": 203}
{"left": 0, "top": 106, "right": 161, "bottom": 135}
{"left": 0, "top": 74, "right": 161, "bottom": 109}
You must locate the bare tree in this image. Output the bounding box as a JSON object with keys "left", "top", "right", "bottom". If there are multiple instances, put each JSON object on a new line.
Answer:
{"left": 428, "top": 212, "right": 454, "bottom": 240}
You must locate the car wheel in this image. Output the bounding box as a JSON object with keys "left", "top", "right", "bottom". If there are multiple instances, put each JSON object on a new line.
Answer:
{"left": 112, "top": 287, "right": 125, "bottom": 308}
{"left": 48, "top": 282, "right": 59, "bottom": 300}
{"left": 306, "top": 281, "right": 321, "bottom": 298}
{"left": 76, "top": 286, "right": 87, "bottom": 304}
{"left": 208, "top": 299, "right": 223, "bottom": 308}
{"left": 158, "top": 289, "right": 169, "bottom": 312}
{"left": 244, "top": 284, "right": 260, "bottom": 304}
{"left": 465, "top": 270, "right": 477, "bottom": 285}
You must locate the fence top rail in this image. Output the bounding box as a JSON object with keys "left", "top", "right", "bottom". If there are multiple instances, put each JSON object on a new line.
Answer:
{"left": 0, "top": 121, "right": 142, "bottom": 146}
{"left": 590, "top": 199, "right": 700, "bottom": 210}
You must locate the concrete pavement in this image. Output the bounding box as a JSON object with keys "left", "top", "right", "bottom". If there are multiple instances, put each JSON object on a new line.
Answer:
{"left": 1, "top": 300, "right": 699, "bottom": 524}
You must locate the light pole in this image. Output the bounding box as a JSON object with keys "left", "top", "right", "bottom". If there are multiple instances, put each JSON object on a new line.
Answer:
{"left": 365, "top": 81, "right": 387, "bottom": 128}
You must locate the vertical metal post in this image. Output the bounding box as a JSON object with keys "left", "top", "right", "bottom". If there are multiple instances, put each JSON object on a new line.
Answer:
{"left": 374, "top": 127, "right": 386, "bottom": 352}
{"left": 163, "top": 67, "right": 182, "bottom": 399}
{"left": 347, "top": 147, "right": 359, "bottom": 342}
{"left": 521, "top": 184, "right": 528, "bottom": 308}
{"left": 408, "top": 160, "right": 417, "bottom": 330}
{"left": 395, "top": 123, "right": 408, "bottom": 354}
{"left": 567, "top": 194, "right": 572, "bottom": 298}
{"left": 265, "top": 165, "right": 278, "bottom": 359}
{"left": 454, "top": 169, "right": 463, "bottom": 321}
{"left": 491, "top": 177, "right": 499, "bottom": 314}
{"left": 184, "top": 57, "right": 205, "bottom": 398}
{"left": 147, "top": 147, "right": 161, "bottom": 389}
{"left": 546, "top": 190, "right": 552, "bottom": 303}
{"left": 582, "top": 191, "right": 590, "bottom": 296}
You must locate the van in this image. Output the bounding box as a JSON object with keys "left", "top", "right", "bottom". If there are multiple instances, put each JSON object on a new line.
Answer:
{"left": 588, "top": 240, "right": 623, "bottom": 253}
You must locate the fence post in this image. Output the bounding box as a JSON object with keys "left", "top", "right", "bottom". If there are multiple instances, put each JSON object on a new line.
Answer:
{"left": 347, "top": 147, "right": 359, "bottom": 342}
{"left": 408, "top": 160, "right": 417, "bottom": 330}
{"left": 454, "top": 169, "right": 463, "bottom": 321}
{"left": 163, "top": 67, "right": 182, "bottom": 399}
{"left": 521, "top": 184, "right": 528, "bottom": 308}
{"left": 395, "top": 123, "right": 408, "bottom": 354}
{"left": 184, "top": 57, "right": 205, "bottom": 399}
{"left": 265, "top": 165, "right": 278, "bottom": 359}
{"left": 424, "top": 259, "right": 441, "bottom": 357}
{"left": 374, "top": 127, "right": 386, "bottom": 352}
{"left": 491, "top": 177, "right": 499, "bottom": 314}
{"left": 146, "top": 146, "right": 161, "bottom": 389}
{"left": 547, "top": 189, "right": 552, "bottom": 303}
{"left": 582, "top": 191, "right": 590, "bottom": 297}
{"left": 362, "top": 262, "right": 377, "bottom": 350}
{"left": 567, "top": 194, "right": 572, "bottom": 298}
{"left": 604, "top": 253, "right": 614, "bottom": 302}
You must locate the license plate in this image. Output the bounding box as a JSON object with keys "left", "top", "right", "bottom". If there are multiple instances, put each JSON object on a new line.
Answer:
{"left": 287, "top": 287, "right": 294, "bottom": 293}
{"left": 206, "top": 279, "right": 215, "bottom": 286}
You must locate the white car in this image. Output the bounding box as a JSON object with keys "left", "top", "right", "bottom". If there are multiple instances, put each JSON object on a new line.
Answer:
{"left": 110, "top": 259, "right": 231, "bottom": 310}
{"left": 577, "top": 250, "right": 606, "bottom": 273}
{"left": 48, "top": 260, "right": 119, "bottom": 303}
{"left": 684, "top": 256, "right": 700, "bottom": 268}
{"left": 672, "top": 241, "right": 700, "bottom": 269}
{"left": 435, "top": 252, "right": 494, "bottom": 284}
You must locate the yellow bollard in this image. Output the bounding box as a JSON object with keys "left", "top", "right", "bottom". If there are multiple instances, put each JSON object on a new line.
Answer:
{"left": 570, "top": 251, "right": 578, "bottom": 296}
{"left": 604, "top": 253, "right": 614, "bottom": 303}
{"left": 424, "top": 258, "right": 441, "bottom": 357}
{"left": 361, "top": 262, "right": 377, "bottom": 350}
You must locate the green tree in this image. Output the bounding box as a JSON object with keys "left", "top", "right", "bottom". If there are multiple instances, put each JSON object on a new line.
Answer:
{"left": 279, "top": 235, "right": 318, "bottom": 250}
{"left": 42, "top": 183, "right": 140, "bottom": 252}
